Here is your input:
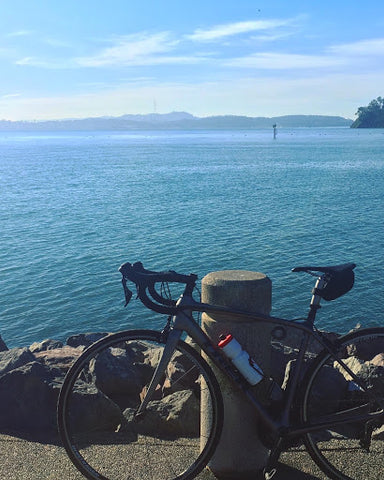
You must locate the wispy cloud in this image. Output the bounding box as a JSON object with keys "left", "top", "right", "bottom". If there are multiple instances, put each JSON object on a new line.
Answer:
{"left": 186, "top": 18, "right": 299, "bottom": 42}
{"left": 14, "top": 56, "right": 77, "bottom": 69}
{"left": 329, "top": 38, "right": 384, "bottom": 56}
{"left": 14, "top": 31, "right": 211, "bottom": 69}
{"left": 6, "top": 30, "right": 33, "bottom": 38}
{"left": 224, "top": 52, "right": 347, "bottom": 69}
{"left": 0, "top": 93, "right": 21, "bottom": 99}
{"left": 11, "top": 18, "right": 381, "bottom": 76}
{"left": 76, "top": 32, "right": 181, "bottom": 67}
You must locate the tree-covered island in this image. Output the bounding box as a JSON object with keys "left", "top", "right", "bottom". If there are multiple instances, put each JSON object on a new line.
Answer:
{"left": 351, "top": 97, "right": 384, "bottom": 128}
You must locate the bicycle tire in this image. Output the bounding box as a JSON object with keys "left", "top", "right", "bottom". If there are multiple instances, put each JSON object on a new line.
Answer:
{"left": 300, "top": 327, "right": 384, "bottom": 480}
{"left": 57, "top": 329, "right": 223, "bottom": 480}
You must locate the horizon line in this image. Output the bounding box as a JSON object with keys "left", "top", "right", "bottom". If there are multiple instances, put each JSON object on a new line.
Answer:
{"left": 0, "top": 111, "right": 354, "bottom": 123}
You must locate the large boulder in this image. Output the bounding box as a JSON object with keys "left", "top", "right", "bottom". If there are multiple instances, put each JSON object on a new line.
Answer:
{"left": 123, "top": 389, "right": 199, "bottom": 437}
{"left": 0, "top": 344, "right": 82, "bottom": 434}
{"left": 34, "top": 345, "right": 82, "bottom": 375}
{"left": 62, "top": 380, "right": 123, "bottom": 433}
{"left": 0, "top": 348, "right": 35, "bottom": 376}
{"left": 90, "top": 344, "right": 153, "bottom": 406}
{"left": 0, "top": 361, "right": 60, "bottom": 432}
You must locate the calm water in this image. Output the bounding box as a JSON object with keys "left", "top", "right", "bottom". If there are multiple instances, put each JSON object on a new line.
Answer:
{"left": 0, "top": 128, "right": 383, "bottom": 348}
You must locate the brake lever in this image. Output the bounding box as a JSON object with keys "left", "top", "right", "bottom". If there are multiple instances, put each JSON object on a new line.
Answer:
{"left": 121, "top": 277, "right": 133, "bottom": 307}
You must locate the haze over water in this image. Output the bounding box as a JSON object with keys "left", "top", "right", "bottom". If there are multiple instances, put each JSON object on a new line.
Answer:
{"left": 1, "top": 127, "right": 383, "bottom": 348}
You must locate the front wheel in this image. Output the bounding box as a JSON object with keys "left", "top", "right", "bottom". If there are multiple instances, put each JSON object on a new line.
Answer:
{"left": 57, "top": 329, "right": 223, "bottom": 480}
{"left": 301, "top": 327, "right": 384, "bottom": 480}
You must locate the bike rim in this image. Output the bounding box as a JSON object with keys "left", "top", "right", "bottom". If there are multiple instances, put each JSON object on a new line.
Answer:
{"left": 58, "top": 330, "right": 222, "bottom": 480}
{"left": 302, "top": 328, "right": 384, "bottom": 480}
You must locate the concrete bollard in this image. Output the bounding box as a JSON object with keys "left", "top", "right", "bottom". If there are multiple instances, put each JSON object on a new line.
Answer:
{"left": 201, "top": 270, "right": 273, "bottom": 478}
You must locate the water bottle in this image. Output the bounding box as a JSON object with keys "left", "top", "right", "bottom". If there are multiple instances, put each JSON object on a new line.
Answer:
{"left": 218, "top": 333, "right": 283, "bottom": 403}
{"left": 218, "top": 333, "right": 264, "bottom": 385}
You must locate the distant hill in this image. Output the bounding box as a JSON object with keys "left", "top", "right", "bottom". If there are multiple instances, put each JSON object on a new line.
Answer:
{"left": 351, "top": 97, "right": 384, "bottom": 128}
{"left": 0, "top": 112, "right": 353, "bottom": 131}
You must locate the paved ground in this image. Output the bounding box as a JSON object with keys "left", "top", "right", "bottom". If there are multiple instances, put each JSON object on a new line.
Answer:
{"left": 0, "top": 432, "right": 329, "bottom": 480}
{"left": 2, "top": 431, "right": 383, "bottom": 480}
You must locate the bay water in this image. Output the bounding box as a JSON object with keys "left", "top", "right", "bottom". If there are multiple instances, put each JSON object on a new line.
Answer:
{"left": 1, "top": 128, "right": 383, "bottom": 348}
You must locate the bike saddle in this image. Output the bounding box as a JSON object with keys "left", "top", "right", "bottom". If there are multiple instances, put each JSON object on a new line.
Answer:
{"left": 291, "top": 263, "right": 356, "bottom": 274}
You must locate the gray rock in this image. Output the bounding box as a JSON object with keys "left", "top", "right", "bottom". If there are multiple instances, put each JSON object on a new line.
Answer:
{"left": 123, "top": 389, "right": 199, "bottom": 437}
{"left": 66, "top": 332, "right": 109, "bottom": 348}
{"left": 29, "top": 339, "right": 63, "bottom": 353}
{"left": 0, "top": 335, "right": 8, "bottom": 352}
{"left": 0, "top": 348, "right": 35, "bottom": 377}
{"left": 34, "top": 345, "right": 83, "bottom": 376}
{"left": 63, "top": 380, "right": 123, "bottom": 433}
{"left": 90, "top": 344, "right": 153, "bottom": 403}
{"left": 0, "top": 361, "right": 59, "bottom": 432}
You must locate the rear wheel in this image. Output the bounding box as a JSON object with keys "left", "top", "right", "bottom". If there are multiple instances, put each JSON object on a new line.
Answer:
{"left": 301, "top": 327, "right": 384, "bottom": 480}
{"left": 58, "top": 329, "right": 223, "bottom": 480}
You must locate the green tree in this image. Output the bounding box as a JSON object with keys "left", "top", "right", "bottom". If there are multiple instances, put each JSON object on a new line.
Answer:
{"left": 351, "top": 96, "right": 384, "bottom": 128}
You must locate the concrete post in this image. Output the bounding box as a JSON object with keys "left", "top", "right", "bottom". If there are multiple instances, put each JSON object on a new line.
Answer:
{"left": 201, "top": 270, "right": 273, "bottom": 478}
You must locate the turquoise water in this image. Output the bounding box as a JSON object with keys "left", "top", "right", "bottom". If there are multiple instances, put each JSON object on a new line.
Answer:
{"left": 1, "top": 128, "right": 383, "bottom": 347}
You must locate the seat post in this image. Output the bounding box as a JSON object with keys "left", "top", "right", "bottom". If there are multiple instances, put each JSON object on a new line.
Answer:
{"left": 307, "top": 275, "right": 326, "bottom": 323}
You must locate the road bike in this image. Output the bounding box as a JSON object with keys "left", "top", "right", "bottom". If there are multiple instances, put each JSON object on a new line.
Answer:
{"left": 57, "top": 261, "right": 384, "bottom": 480}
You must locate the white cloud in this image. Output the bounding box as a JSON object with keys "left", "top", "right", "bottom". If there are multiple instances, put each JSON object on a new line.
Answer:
{"left": 186, "top": 19, "right": 297, "bottom": 42}
{"left": 224, "top": 52, "right": 347, "bottom": 69}
{"left": 14, "top": 56, "right": 73, "bottom": 68}
{"left": 76, "top": 32, "right": 179, "bottom": 67}
{"left": 15, "top": 57, "right": 36, "bottom": 65}
{"left": 1, "top": 93, "right": 21, "bottom": 99}
{"left": 6, "top": 30, "right": 33, "bottom": 38}
{"left": 329, "top": 38, "right": 384, "bottom": 56}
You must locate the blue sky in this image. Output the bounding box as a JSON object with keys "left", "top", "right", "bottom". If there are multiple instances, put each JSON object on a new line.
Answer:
{"left": 1, "top": 0, "right": 384, "bottom": 120}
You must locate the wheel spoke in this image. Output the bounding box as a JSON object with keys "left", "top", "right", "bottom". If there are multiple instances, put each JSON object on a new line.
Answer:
{"left": 58, "top": 330, "right": 223, "bottom": 480}
{"left": 302, "top": 328, "right": 384, "bottom": 480}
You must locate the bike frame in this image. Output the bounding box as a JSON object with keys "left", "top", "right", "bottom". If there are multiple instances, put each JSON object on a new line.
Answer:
{"left": 137, "top": 275, "right": 384, "bottom": 443}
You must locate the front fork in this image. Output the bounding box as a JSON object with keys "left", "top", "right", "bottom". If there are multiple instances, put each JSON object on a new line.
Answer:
{"left": 135, "top": 327, "right": 182, "bottom": 416}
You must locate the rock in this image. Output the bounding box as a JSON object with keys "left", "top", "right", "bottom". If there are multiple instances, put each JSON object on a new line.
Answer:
{"left": 29, "top": 339, "right": 63, "bottom": 353}
{"left": 370, "top": 353, "right": 384, "bottom": 367}
{"left": 346, "top": 335, "right": 384, "bottom": 360}
{"left": 373, "top": 424, "right": 384, "bottom": 440}
{"left": 63, "top": 380, "right": 123, "bottom": 433}
{"left": 90, "top": 344, "right": 153, "bottom": 404}
{"left": 123, "top": 389, "right": 199, "bottom": 437}
{"left": 0, "top": 335, "right": 8, "bottom": 352}
{"left": 0, "top": 361, "right": 60, "bottom": 432}
{"left": 34, "top": 346, "right": 83, "bottom": 375}
{"left": 271, "top": 342, "right": 299, "bottom": 385}
{"left": 1, "top": 327, "right": 377, "bottom": 441}
{"left": 308, "top": 365, "right": 348, "bottom": 415}
{"left": 66, "top": 332, "right": 109, "bottom": 348}
{"left": 0, "top": 348, "right": 35, "bottom": 377}
{"left": 164, "top": 351, "right": 200, "bottom": 394}
{"left": 357, "top": 363, "right": 384, "bottom": 394}
{"left": 334, "top": 356, "right": 364, "bottom": 381}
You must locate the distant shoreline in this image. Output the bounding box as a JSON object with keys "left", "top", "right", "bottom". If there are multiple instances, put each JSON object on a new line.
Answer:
{"left": 0, "top": 112, "right": 353, "bottom": 131}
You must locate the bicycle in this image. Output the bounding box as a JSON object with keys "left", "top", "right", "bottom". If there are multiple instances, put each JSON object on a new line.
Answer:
{"left": 57, "top": 261, "right": 384, "bottom": 480}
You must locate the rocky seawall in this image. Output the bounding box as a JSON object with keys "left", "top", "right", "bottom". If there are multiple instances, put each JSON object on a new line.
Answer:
{"left": 0, "top": 333, "right": 107, "bottom": 435}
{"left": 0, "top": 330, "right": 383, "bottom": 439}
